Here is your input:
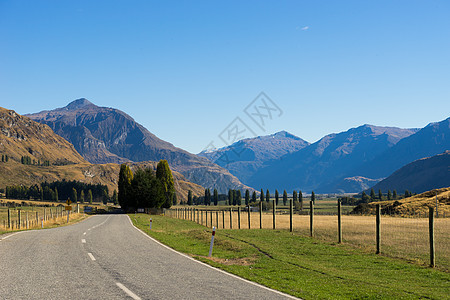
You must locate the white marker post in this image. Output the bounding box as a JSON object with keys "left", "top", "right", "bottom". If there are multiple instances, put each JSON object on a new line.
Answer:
{"left": 150, "top": 218, "right": 152, "bottom": 230}
{"left": 208, "top": 226, "right": 216, "bottom": 257}
{"left": 41, "top": 217, "right": 44, "bottom": 229}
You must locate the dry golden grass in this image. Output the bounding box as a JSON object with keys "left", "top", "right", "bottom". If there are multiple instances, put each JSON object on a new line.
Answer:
{"left": 0, "top": 209, "right": 87, "bottom": 232}
{"left": 369, "top": 187, "right": 450, "bottom": 216}
{"left": 169, "top": 208, "right": 450, "bottom": 271}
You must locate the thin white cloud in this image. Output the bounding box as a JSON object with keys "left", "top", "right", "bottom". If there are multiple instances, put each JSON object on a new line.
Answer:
{"left": 296, "top": 26, "right": 310, "bottom": 31}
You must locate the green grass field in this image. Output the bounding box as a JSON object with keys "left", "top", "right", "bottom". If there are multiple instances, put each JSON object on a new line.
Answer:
{"left": 131, "top": 214, "right": 450, "bottom": 300}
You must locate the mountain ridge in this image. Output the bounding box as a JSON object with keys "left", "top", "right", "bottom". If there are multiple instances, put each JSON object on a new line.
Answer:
{"left": 367, "top": 151, "right": 450, "bottom": 194}
{"left": 198, "top": 130, "right": 310, "bottom": 183}
{"left": 0, "top": 106, "right": 205, "bottom": 200}
{"left": 27, "top": 99, "right": 250, "bottom": 193}
{"left": 246, "top": 124, "right": 419, "bottom": 193}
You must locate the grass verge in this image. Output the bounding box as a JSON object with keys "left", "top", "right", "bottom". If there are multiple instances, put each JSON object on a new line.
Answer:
{"left": 131, "top": 214, "right": 449, "bottom": 300}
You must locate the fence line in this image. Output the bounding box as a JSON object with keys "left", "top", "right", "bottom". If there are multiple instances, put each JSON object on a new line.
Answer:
{"left": 164, "top": 200, "right": 449, "bottom": 271}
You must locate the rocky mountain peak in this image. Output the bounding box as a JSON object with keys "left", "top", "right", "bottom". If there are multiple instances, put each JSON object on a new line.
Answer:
{"left": 65, "top": 98, "right": 96, "bottom": 111}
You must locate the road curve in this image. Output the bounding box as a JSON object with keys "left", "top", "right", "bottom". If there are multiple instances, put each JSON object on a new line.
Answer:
{"left": 0, "top": 214, "right": 297, "bottom": 299}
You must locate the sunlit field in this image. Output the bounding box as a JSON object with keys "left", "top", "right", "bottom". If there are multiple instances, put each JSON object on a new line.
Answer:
{"left": 168, "top": 207, "right": 450, "bottom": 271}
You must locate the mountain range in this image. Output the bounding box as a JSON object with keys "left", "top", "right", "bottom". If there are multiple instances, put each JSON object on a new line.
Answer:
{"left": 3, "top": 98, "right": 448, "bottom": 195}
{"left": 368, "top": 151, "right": 450, "bottom": 194}
{"left": 26, "top": 99, "right": 249, "bottom": 193}
{"left": 198, "top": 131, "right": 309, "bottom": 183}
{"left": 202, "top": 118, "right": 449, "bottom": 193}
{"left": 0, "top": 107, "right": 204, "bottom": 200}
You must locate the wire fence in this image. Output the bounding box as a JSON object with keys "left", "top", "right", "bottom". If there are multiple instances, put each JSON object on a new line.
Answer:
{"left": 0, "top": 204, "right": 83, "bottom": 231}
{"left": 165, "top": 202, "right": 450, "bottom": 271}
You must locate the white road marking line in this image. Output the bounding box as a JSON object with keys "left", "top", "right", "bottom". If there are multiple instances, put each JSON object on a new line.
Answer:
{"left": 88, "top": 228, "right": 91, "bottom": 231}
{"left": 0, "top": 231, "right": 23, "bottom": 241}
{"left": 87, "top": 253, "right": 96, "bottom": 261}
{"left": 83, "top": 232, "right": 86, "bottom": 235}
{"left": 81, "top": 239, "right": 86, "bottom": 243}
{"left": 116, "top": 282, "right": 141, "bottom": 300}
{"left": 127, "top": 215, "right": 299, "bottom": 299}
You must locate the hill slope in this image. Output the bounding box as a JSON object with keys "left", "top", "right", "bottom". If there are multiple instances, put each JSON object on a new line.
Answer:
{"left": 0, "top": 107, "right": 204, "bottom": 201}
{"left": 368, "top": 151, "right": 450, "bottom": 194}
{"left": 0, "top": 107, "right": 87, "bottom": 165}
{"left": 357, "top": 117, "right": 450, "bottom": 179}
{"left": 352, "top": 187, "right": 450, "bottom": 216}
{"left": 27, "top": 99, "right": 249, "bottom": 193}
{"left": 247, "top": 125, "right": 418, "bottom": 192}
{"left": 198, "top": 131, "right": 309, "bottom": 184}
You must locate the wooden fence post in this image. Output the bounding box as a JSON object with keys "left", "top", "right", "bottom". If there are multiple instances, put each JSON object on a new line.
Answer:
{"left": 273, "top": 199, "right": 276, "bottom": 230}
{"left": 289, "top": 198, "right": 293, "bottom": 232}
{"left": 429, "top": 206, "right": 435, "bottom": 267}
{"left": 376, "top": 204, "right": 381, "bottom": 254}
{"left": 18, "top": 210, "right": 21, "bottom": 229}
{"left": 338, "top": 200, "right": 342, "bottom": 243}
{"left": 206, "top": 210, "right": 208, "bottom": 227}
{"left": 238, "top": 207, "right": 241, "bottom": 229}
{"left": 259, "top": 201, "right": 262, "bottom": 229}
{"left": 216, "top": 211, "right": 219, "bottom": 228}
{"left": 201, "top": 210, "right": 203, "bottom": 225}
{"left": 310, "top": 200, "right": 314, "bottom": 237}
{"left": 222, "top": 210, "right": 225, "bottom": 229}
{"left": 210, "top": 209, "right": 213, "bottom": 228}
{"left": 248, "top": 205, "right": 251, "bottom": 229}
{"left": 8, "top": 208, "right": 11, "bottom": 228}
{"left": 229, "top": 208, "right": 233, "bottom": 229}
{"left": 26, "top": 211, "right": 29, "bottom": 229}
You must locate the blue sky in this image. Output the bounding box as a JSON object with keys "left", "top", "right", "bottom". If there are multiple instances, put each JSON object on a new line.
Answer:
{"left": 1, "top": 0, "right": 449, "bottom": 153}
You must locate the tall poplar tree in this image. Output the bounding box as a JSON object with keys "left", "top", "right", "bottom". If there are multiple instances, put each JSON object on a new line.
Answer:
{"left": 228, "top": 189, "right": 234, "bottom": 206}
{"left": 187, "top": 190, "right": 193, "bottom": 205}
{"left": 71, "top": 188, "right": 77, "bottom": 203}
{"left": 80, "top": 190, "right": 85, "bottom": 203}
{"left": 88, "top": 189, "right": 93, "bottom": 204}
{"left": 252, "top": 191, "right": 257, "bottom": 203}
{"left": 213, "top": 188, "right": 218, "bottom": 206}
{"left": 118, "top": 164, "right": 133, "bottom": 209}
{"left": 245, "top": 189, "right": 250, "bottom": 205}
{"left": 156, "top": 160, "right": 175, "bottom": 209}
{"left": 283, "top": 190, "right": 288, "bottom": 206}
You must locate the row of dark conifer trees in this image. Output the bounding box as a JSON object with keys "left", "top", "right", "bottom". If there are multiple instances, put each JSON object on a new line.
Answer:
{"left": 184, "top": 188, "right": 310, "bottom": 208}
{"left": 4, "top": 180, "right": 110, "bottom": 203}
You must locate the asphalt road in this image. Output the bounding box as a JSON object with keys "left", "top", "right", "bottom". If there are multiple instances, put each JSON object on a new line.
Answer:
{"left": 0, "top": 214, "right": 297, "bottom": 299}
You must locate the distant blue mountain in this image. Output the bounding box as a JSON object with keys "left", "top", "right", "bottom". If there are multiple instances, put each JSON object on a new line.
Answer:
{"left": 245, "top": 125, "right": 419, "bottom": 193}
{"left": 367, "top": 151, "right": 450, "bottom": 194}
{"left": 199, "top": 131, "right": 310, "bottom": 183}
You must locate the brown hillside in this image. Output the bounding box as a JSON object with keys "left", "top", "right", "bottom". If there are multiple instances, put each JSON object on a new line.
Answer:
{"left": 0, "top": 107, "right": 204, "bottom": 202}
{"left": 354, "top": 187, "right": 450, "bottom": 216}
{"left": 0, "top": 107, "right": 86, "bottom": 165}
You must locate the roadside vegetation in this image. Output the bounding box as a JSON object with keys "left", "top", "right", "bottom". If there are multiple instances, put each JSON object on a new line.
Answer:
{"left": 0, "top": 199, "right": 110, "bottom": 235}
{"left": 131, "top": 214, "right": 449, "bottom": 300}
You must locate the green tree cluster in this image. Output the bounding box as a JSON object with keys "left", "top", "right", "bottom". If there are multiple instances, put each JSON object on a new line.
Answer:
{"left": 118, "top": 160, "right": 174, "bottom": 211}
